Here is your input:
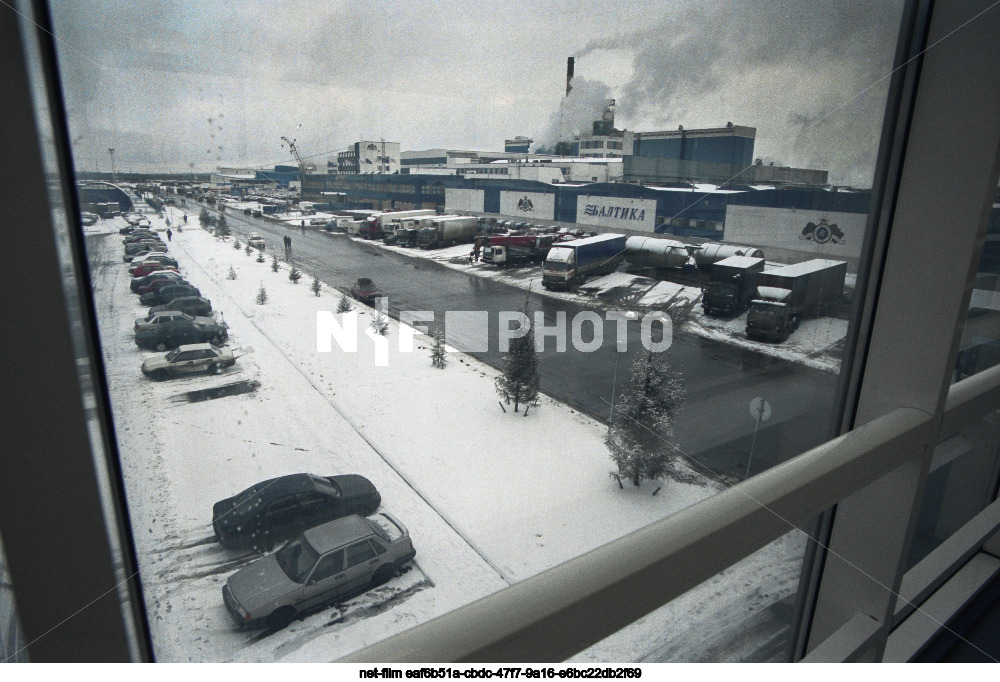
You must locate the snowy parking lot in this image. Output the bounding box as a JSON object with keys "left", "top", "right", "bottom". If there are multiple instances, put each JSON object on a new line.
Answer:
{"left": 85, "top": 211, "right": 808, "bottom": 662}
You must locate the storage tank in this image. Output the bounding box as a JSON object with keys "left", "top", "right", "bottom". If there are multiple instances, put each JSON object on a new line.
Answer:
{"left": 624, "top": 236, "right": 690, "bottom": 269}
{"left": 693, "top": 242, "right": 765, "bottom": 271}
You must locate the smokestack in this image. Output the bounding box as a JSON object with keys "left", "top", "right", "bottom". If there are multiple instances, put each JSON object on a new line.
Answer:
{"left": 566, "top": 57, "right": 574, "bottom": 97}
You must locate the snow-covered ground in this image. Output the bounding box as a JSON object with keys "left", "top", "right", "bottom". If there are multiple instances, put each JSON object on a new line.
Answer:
{"left": 341, "top": 234, "right": 847, "bottom": 374}
{"left": 84, "top": 206, "right": 810, "bottom": 662}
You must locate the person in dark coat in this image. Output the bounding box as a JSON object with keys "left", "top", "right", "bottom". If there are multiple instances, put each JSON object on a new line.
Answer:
{"left": 166, "top": 228, "right": 172, "bottom": 241}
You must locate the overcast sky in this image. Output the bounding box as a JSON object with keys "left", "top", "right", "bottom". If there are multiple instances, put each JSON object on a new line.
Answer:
{"left": 50, "top": 0, "right": 904, "bottom": 186}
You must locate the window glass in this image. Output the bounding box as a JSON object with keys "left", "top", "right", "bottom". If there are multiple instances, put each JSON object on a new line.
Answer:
{"left": 345, "top": 542, "right": 377, "bottom": 568}
{"left": 310, "top": 550, "right": 345, "bottom": 582}
{"left": 48, "top": 0, "right": 907, "bottom": 663}
{"left": 0, "top": 532, "right": 28, "bottom": 662}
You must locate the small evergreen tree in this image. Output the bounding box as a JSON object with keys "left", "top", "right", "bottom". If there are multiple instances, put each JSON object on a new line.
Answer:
{"left": 256, "top": 250, "right": 266, "bottom": 263}
{"left": 495, "top": 305, "right": 539, "bottom": 412}
{"left": 311, "top": 277, "right": 322, "bottom": 296}
{"left": 233, "top": 238, "right": 242, "bottom": 249}
{"left": 288, "top": 264, "right": 302, "bottom": 283}
{"left": 199, "top": 207, "right": 213, "bottom": 228}
{"left": 226, "top": 265, "right": 238, "bottom": 280}
{"left": 271, "top": 254, "right": 280, "bottom": 272}
{"left": 256, "top": 284, "right": 268, "bottom": 305}
{"left": 245, "top": 242, "right": 253, "bottom": 256}
{"left": 336, "top": 293, "right": 353, "bottom": 313}
{"left": 605, "top": 351, "right": 685, "bottom": 487}
{"left": 430, "top": 327, "right": 447, "bottom": 369}
{"left": 216, "top": 214, "right": 230, "bottom": 238}
{"left": 370, "top": 310, "right": 388, "bottom": 335}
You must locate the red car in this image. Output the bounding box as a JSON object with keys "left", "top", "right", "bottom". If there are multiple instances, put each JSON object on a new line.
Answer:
{"left": 131, "top": 262, "right": 178, "bottom": 278}
{"left": 350, "top": 278, "right": 382, "bottom": 305}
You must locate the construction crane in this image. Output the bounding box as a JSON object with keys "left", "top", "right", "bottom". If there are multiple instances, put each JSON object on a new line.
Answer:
{"left": 280, "top": 135, "right": 314, "bottom": 176}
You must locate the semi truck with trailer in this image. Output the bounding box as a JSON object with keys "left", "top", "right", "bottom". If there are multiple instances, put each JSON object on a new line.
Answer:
{"left": 542, "top": 233, "right": 627, "bottom": 290}
{"left": 482, "top": 234, "right": 559, "bottom": 266}
{"left": 745, "top": 259, "right": 848, "bottom": 342}
{"left": 359, "top": 209, "right": 436, "bottom": 240}
{"left": 417, "top": 216, "right": 479, "bottom": 249}
{"left": 702, "top": 256, "right": 765, "bottom": 318}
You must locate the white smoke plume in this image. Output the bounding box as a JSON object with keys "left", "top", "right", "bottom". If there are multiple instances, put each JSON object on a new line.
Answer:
{"left": 533, "top": 78, "right": 612, "bottom": 153}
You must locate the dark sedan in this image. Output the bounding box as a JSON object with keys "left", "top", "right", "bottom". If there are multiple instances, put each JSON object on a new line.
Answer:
{"left": 212, "top": 473, "right": 382, "bottom": 551}
{"left": 149, "top": 296, "right": 212, "bottom": 317}
{"left": 130, "top": 271, "right": 184, "bottom": 293}
{"left": 350, "top": 278, "right": 382, "bottom": 305}
{"left": 139, "top": 284, "right": 201, "bottom": 307}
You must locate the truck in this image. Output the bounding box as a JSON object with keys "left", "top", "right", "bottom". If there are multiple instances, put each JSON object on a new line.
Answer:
{"left": 482, "top": 234, "right": 559, "bottom": 266}
{"left": 417, "top": 216, "right": 479, "bottom": 249}
{"left": 359, "top": 209, "right": 436, "bottom": 240}
{"left": 692, "top": 242, "right": 765, "bottom": 271}
{"left": 701, "top": 256, "right": 765, "bottom": 317}
{"left": 745, "top": 259, "right": 848, "bottom": 342}
{"left": 542, "top": 233, "right": 627, "bottom": 290}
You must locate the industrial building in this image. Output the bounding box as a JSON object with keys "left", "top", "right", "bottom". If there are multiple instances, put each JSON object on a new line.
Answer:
{"left": 333, "top": 140, "right": 401, "bottom": 174}
{"left": 76, "top": 181, "right": 133, "bottom": 216}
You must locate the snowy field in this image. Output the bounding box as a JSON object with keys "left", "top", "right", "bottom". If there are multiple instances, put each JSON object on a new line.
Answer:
{"left": 84, "top": 208, "right": 809, "bottom": 662}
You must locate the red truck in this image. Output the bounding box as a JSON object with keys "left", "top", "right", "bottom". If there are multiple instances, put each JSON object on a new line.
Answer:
{"left": 482, "top": 233, "right": 559, "bottom": 267}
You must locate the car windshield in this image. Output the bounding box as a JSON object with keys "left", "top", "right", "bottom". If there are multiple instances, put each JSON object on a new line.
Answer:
{"left": 275, "top": 537, "right": 320, "bottom": 583}
{"left": 749, "top": 303, "right": 782, "bottom": 316}
{"left": 165, "top": 349, "right": 180, "bottom": 361}
{"left": 310, "top": 475, "right": 340, "bottom": 496}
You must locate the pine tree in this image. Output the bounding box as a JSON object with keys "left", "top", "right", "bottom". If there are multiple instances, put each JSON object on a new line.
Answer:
{"left": 288, "top": 264, "right": 302, "bottom": 283}
{"left": 311, "top": 277, "right": 322, "bottom": 296}
{"left": 369, "top": 310, "right": 388, "bottom": 335}
{"left": 271, "top": 254, "right": 280, "bottom": 272}
{"left": 233, "top": 238, "right": 242, "bottom": 249}
{"left": 256, "top": 284, "right": 268, "bottom": 305}
{"left": 199, "top": 207, "right": 214, "bottom": 228}
{"left": 245, "top": 242, "right": 253, "bottom": 256}
{"left": 216, "top": 213, "right": 230, "bottom": 238}
{"left": 226, "top": 265, "right": 238, "bottom": 280}
{"left": 431, "top": 327, "right": 447, "bottom": 368}
{"left": 336, "top": 293, "right": 353, "bottom": 313}
{"left": 495, "top": 305, "right": 539, "bottom": 412}
{"left": 605, "top": 351, "right": 685, "bottom": 487}
{"left": 256, "top": 250, "right": 266, "bottom": 263}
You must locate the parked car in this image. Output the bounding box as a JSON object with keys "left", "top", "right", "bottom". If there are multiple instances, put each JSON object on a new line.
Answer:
{"left": 128, "top": 254, "right": 178, "bottom": 274}
{"left": 80, "top": 211, "right": 99, "bottom": 226}
{"left": 212, "top": 473, "right": 382, "bottom": 551}
{"left": 139, "top": 283, "right": 201, "bottom": 307}
{"left": 248, "top": 233, "right": 265, "bottom": 249}
{"left": 222, "top": 513, "right": 415, "bottom": 630}
{"left": 309, "top": 217, "right": 326, "bottom": 226}
{"left": 135, "top": 276, "right": 191, "bottom": 296}
{"left": 123, "top": 231, "right": 158, "bottom": 244}
{"left": 252, "top": 209, "right": 263, "bottom": 218}
{"left": 119, "top": 224, "right": 135, "bottom": 235}
{"left": 349, "top": 278, "right": 381, "bottom": 305}
{"left": 141, "top": 343, "right": 235, "bottom": 380}
{"left": 149, "top": 295, "right": 212, "bottom": 317}
{"left": 243, "top": 207, "right": 252, "bottom": 215}
{"left": 134, "top": 310, "right": 214, "bottom": 333}
{"left": 130, "top": 270, "right": 183, "bottom": 292}
{"left": 134, "top": 313, "right": 226, "bottom": 350}
{"left": 131, "top": 262, "right": 178, "bottom": 279}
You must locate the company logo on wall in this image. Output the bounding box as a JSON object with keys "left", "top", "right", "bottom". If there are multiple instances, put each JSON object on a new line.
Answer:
{"left": 583, "top": 204, "right": 646, "bottom": 221}
{"left": 366, "top": 143, "right": 379, "bottom": 151}
{"left": 800, "top": 218, "right": 845, "bottom": 245}
{"left": 516, "top": 196, "right": 534, "bottom": 212}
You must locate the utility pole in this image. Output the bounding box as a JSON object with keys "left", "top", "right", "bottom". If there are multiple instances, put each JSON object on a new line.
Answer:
{"left": 107, "top": 148, "right": 116, "bottom": 183}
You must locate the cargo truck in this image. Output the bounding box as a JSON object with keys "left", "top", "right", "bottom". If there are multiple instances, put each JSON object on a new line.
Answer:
{"left": 417, "top": 216, "right": 479, "bottom": 249}
{"left": 702, "top": 256, "right": 765, "bottom": 318}
{"left": 542, "top": 234, "right": 627, "bottom": 290}
{"left": 745, "top": 259, "right": 847, "bottom": 342}
{"left": 359, "top": 209, "right": 436, "bottom": 240}
{"left": 482, "top": 234, "right": 559, "bottom": 266}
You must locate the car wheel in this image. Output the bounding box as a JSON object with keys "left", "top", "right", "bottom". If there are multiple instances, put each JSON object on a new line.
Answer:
{"left": 155, "top": 342, "right": 167, "bottom": 352}
{"left": 371, "top": 565, "right": 394, "bottom": 588}
{"left": 266, "top": 606, "right": 297, "bottom": 632}
{"left": 152, "top": 369, "right": 169, "bottom": 381}
{"left": 210, "top": 335, "right": 222, "bottom": 346}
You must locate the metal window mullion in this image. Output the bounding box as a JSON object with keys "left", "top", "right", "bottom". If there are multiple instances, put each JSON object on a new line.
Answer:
{"left": 804, "top": 0, "right": 1000, "bottom": 661}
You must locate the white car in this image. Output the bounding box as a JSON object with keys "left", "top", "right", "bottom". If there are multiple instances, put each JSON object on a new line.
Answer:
{"left": 141, "top": 343, "right": 235, "bottom": 380}
{"left": 248, "top": 233, "right": 265, "bottom": 249}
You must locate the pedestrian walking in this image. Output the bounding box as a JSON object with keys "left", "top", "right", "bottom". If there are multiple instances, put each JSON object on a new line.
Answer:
{"left": 183, "top": 214, "right": 188, "bottom": 224}
{"left": 166, "top": 228, "right": 172, "bottom": 241}
{"left": 301, "top": 220, "right": 306, "bottom": 235}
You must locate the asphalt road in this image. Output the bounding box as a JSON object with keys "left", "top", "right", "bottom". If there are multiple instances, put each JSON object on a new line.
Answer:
{"left": 193, "top": 206, "right": 841, "bottom": 481}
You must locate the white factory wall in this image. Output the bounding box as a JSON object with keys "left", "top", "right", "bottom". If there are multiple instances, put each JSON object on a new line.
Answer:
{"left": 723, "top": 205, "right": 865, "bottom": 268}
{"left": 499, "top": 191, "right": 556, "bottom": 220}
{"left": 444, "top": 188, "right": 485, "bottom": 213}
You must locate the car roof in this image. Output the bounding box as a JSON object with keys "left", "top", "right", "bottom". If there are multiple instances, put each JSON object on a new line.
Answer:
{"left": 303, "top": 515, "right": 373, "bottom": 554}
{"left": 175, "top": 343, "right": 216, "bottom": 352}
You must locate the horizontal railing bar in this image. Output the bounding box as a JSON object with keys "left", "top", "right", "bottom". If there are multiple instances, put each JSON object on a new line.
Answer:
{"left": 343, "top": 407, "right": 931, "bottom": 663}
{"left": 893, "top": 498, "right": 1000, "bottom": 625}
{"left": 800, "top": 612, "right": 882, "bottom": 663}
{"left": 941, "top": 363, "right": 1000, "bottom": 437}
